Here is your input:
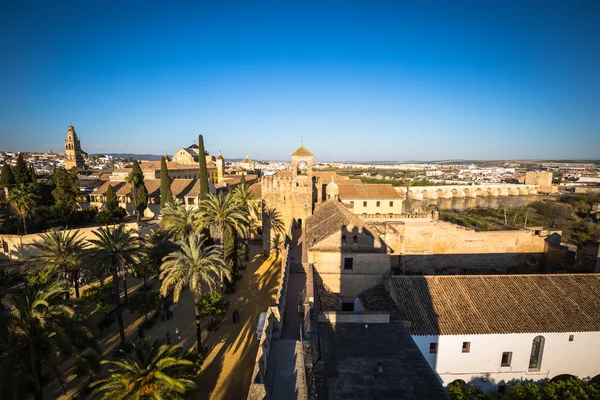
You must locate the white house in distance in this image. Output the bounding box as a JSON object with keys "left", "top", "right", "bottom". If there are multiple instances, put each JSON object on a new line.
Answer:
{"left": 388, "top": 274, "right": 600, "bottom": 392}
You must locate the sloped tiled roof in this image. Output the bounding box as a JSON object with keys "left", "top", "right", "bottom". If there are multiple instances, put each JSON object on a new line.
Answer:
{"left": 94, "top": 181, "right": 127, "bottom": 195}
{"left": 291, "top": 144, "right": 314, "bottom": 157}
{"left": 390, "top": 274, "right": 600, "bottom": 336}
{"left": 338, "top": 184, "right": 401, "bottom": 199}
{"left": 306, "top": 201, "right": 383, "bottom": 249}
{"left": 248, "top": 182, "right": 261, "bottom": 197}
{"left": 93, "top": 179, "right": 198, "bottom": 198}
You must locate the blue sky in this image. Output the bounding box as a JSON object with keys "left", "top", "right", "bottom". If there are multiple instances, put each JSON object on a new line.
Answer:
{"left": 0, "top": 1, "right": 599, "bottom": 161}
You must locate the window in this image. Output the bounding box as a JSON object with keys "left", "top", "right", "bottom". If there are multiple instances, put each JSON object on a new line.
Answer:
{"left": 462, "top": 342, "right": 470, "bottom": 353}
{"left": 569, "top": 335, "right": 574, "bottom": 342}
{"left": 501, "top": 352, "right": 512, "bottom": 367}
{"left": 376, "top": 201, "right": 380, "bottom": 207}
{"left": 529, "top": 336, "right": 544, "bottom": 371}
{"left": 363, "top": 201, "right": 367, "bottom": 207}
{"left": 352, "top": 235, "right": 358, "bottom": 244}
{"left": 344, "top": 258, "right": 353, "bottom": 271}
{"left": 389, "top": 201, "right": 393, "bottom": 207}
{"left": 350, "top": 201, "right": 354, "bottom": 206}
{"left": 342, "top": 235, "right": 347, "bottom": 244}
{"left": 429, "top": 343, "right": 437, "bottom": 354}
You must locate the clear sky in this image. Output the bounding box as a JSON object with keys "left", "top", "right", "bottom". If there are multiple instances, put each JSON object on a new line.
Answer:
{"left": 1, "top": 1, "right": 599, "bottom": 161}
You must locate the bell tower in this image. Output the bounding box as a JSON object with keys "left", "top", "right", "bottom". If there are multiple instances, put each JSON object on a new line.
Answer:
{"left": 64, "top": 124, "right": 86, "bottom": 170}
{"left": 290, "top": 144, "right": 315, "bottom": 223}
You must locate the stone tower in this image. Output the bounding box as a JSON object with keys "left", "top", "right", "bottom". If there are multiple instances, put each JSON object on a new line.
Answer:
{"left": 216, "top": 152, "right": 225, "bottom": 182}
{"left": 290, "top": 144, "right": 315, "bottom": 225}
{"left": 64, "top": 124, "right": 86, "bottom": 170}
{"left": 326, "top": 178, "right": 339, "bottom": 201}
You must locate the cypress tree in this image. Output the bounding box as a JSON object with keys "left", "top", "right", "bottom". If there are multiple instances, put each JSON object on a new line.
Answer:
{"left": 105, "top": 184, "right": 118, "bottom": 211}
{"left": 223, "top": 225, "right": 238, "bottom": 284}
{"left": 52, "top": 166, "right": 79, "bottom": 210}
{"left": 129, "top": 160, "right": 148, "bottom": 221}
{"left": 198, "top": 134, "right": 209, "bottom": 204}
{"left": 29, "top": 164, "right": 36, "bottom": 183}
{"left": 159, "top": 156, "right": 173, "bottom": 208}
{"left": 14, "top": 153, "right": 31, "bottom": 184}
{"left": 0, "top": 163, "right": 16, "bottom": 187}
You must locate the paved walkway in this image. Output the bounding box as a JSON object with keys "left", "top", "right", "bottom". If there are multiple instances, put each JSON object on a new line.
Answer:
{"left": 266, "top": 340, "right": 306, "bottom": 400}
{"left": 282, "top": 228, "right": 306, "bottom": 339}
{"left": 192, "top": 247, "right": 281, "bottom": 400}
{"left": 42, "top": 244, "right": 280, "bottom": 400}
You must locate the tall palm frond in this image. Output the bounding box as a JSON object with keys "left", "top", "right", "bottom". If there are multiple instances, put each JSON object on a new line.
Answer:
{"left": 199, "top": 192, "right": 248, "bottom": 243}
{"left": 160, "top": 234, "right": 229, "bottom": 353}
{"left": 264, "top": 206, "right": 286, "bottom": 254}
{"left": 28, "top": 229, "right": 87, "bottom": 298}
{"left": 160, "top": 199, "right": 202, "bottom": 240}
{"left": 90, "top": 336, "right": 196, "bottom": 399}
{"left": 7, "top": 184, "right": 38, "bottom": 234}
{"left": 1, "top": 281, "right": 97, "bottom": 400}
{"left": 85, "top": 224, "right": 144, "bottom": 347}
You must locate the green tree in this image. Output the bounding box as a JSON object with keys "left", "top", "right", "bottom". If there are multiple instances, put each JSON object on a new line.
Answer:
{"left": 198, "top": 134, "right": 209, "bottom": 204}
{"left": 105, "top": 184, "right": 118, "bottom": 211}
{"left": 13, "top": 153, "right": 31, "bottom": 184}
{"left": 499, "top": 381, "right": 542, "bottom": 400}
{"left": 82, "top": 284, "right": 114, "bottom": 320}
{"left": 264, "top": 206, "right": 286, "bottom": 255}
{"left": 531, "top": 201, "right": 573, "bottom": 228}
{"left": 28, "top": 229, "right": 87, "bottom": 298}
{"left": 1, "top": 281, "right": 97, "bottom": 400}
{"left": 200, "top": 291, "right": 229, "bottom": 329}
{"left": 90, "top": 337, "right": 196, "bottom": 399}
{"left": 233, "top": 177, "right": 258, "bottom": 239}
{"left": 86, "top": 224, "right": 144, "bottom": 347}
{"left": 160, "top": 234, "right": 230, "bottom": 354}
{"left": 125, "top": 160, "right": 148, "bottom": 221}
{"left": 0, "top": 163, "right": 16, "bottom": 187}
{"left": 142, "top": 228, "right": 179, "bottom": 287}
{"left": 8, "top": 183, "right": 39, "bottom": 234}
{"left": 126, "top": 290, "right": 161, "bottom": 321}
{"left": 160, "top": 156, "right": 173, "bottom": 208}
{"left": 160, "top": 199, "right": 202, "bottom": 240}
{"left": 52, "top": 166, "right": 80, "bottom": 210}
{"left": 223, "top": 224, "right": 238, "bottom": 284}
{"left": 448, "top": 381, "right": 493, "bottom": 400}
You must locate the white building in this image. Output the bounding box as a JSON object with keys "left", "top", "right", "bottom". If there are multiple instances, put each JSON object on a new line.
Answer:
{"left": 388, "top": 274, "right": 600, "bottom": 392}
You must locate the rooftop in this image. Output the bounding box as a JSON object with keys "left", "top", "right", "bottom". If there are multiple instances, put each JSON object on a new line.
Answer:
{"left": 390, "top": 274, "right": 600, "bottom": 336}
{"left": 291, "top": 144, "right": 314, "bottom": 158}
{"left": 315, "top": 320, "right": 449, "bottom": 400}
{"left": 338, "top": 184, "right": 401, "bottom": 200}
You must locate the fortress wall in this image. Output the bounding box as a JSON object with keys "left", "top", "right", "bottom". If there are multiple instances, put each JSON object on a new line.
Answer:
{"left": 0, "top": 222, "right": 139, "bottom": 260}
{"left": 399, "top": 220, "right": 547, "bottom": 274}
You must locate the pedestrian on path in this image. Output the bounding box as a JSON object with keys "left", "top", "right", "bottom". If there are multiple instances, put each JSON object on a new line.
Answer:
{"left": 168, "top": 304, "right": 174, "bottom": 319}
{"left": 160, "top": 309, "right": 165, "bottom": 322}
{"left": 165, "top": 332, "right": 171, "bottom": 345}
{"left": 165, "top": 304, "right": 170, "bottom": 320}
{"left": 236, "top": 309, "right": 241, "bottom": 323}
{"left": 232, "top": 309, "right": 237, "bottom": 324}
{"left": 175, "top": 327, "right": 181, "bottom": 340}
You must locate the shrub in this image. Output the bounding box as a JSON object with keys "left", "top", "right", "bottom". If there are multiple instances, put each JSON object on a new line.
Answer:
{"left": 200, "top": 292, "right": 229, "bottom": 330}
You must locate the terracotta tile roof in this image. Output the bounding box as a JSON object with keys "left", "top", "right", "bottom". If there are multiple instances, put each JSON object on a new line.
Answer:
{"left": 93, "top": 179, "right": 198, "bottom": 198}
{"left": 248, "top": 182, "right": 261, "bottom": 197}
{"left": 291, "top": 144, "right": 314, "bottom": 157}
{"left": 140, "top": 161, "right": 198, "bottom": 171}
{"left": 222, "top": 174, "right": 258, "bottom": 186}
{"left": 306, "top": 201, "right": 385, "bottom": 252}
{"left": 390, "top": 274, "right": 600, "bottom": 336}
{"left": 338, "top": 184, "right": 401, "bottom": 200}
{"left": 359, "top": 284, "right": 403, "bottom": 320}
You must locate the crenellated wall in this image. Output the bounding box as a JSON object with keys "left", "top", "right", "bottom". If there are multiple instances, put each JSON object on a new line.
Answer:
{"left": 397, "top": 184, "right": 539, "bottom": 200}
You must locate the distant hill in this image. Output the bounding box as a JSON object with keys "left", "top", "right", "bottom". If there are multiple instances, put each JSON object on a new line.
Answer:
{"left": 90, "top": 153, "right": 163, "bottom": 161}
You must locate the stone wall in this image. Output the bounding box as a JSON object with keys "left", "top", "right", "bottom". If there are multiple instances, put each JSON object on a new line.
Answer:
{"left": 394, "top": 220, "right": 551, "bottom": 274}
{"left": 318, "top": 311, "right": 390, "bottom": 324}
{"left": 310, "top": 251, "right": 391, "bottom": 300}
{"left": 0, "top": 222, "right": 139, "bottom": 260}
{"left": 247, "top": 306, "right": 281, "bottom": 400}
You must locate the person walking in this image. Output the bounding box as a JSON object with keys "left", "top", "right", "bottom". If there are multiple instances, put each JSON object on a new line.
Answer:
{"left": 168, "top": 304, "right": 174, "bottom": 319}
{"left": 236, "top": 309, "right": 241, "bottom": 323}
{"left": 165, "top": 332, "right": 171, "bottom": 345}
{"left": 160, "top": 308, "right": 165, "bottom": 322}
{"left": 175, "top": 327, "right": 181, "bottom": 341}
{"left": 232, "top": 309, "right": 237, "bottom": 324}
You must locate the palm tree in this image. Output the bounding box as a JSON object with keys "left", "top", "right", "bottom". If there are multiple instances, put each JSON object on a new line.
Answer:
{"left": 160, "top": 234, "right": 230, "bottom": 354}
{"left": 28, "top": 229, "right": 87, "bottom": 298}
{"left": 86, "top": 224, "right": 144, "bottom": 347}
{"left": 7, "top": 183, "right": 38, "bottom": 234}
{"left": 264, "top": 206, "right": 286, "bottom": 254}
{"left": 90, "top": 336, "right": 196, "bottom": 399}
{"left": 199, "top": 192, "right": 248, "bottom": 250}
{"left": 138, "top": 228, "right": 179, "bottom": 287}
{"left": 160, "top": 199, "right": 202, "bottom": 240}
{"left": 233, "top": 182, "right": 258, "bottom": 234}
{"left": 1, "top": 281, "right": 97, "bottom": 400}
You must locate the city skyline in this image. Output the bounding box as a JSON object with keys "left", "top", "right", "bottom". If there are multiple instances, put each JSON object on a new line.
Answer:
{"left": 1, "top": 1, "right": 599, "bottom": 161}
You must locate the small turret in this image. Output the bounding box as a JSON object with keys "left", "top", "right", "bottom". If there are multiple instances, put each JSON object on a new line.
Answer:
{"left": 326, "top": 177, "right": 339, "bottom": 201}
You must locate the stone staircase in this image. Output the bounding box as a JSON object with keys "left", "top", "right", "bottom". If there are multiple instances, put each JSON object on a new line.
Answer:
{"left": 290, "top": 262, "right": 305, "bottom": 273}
